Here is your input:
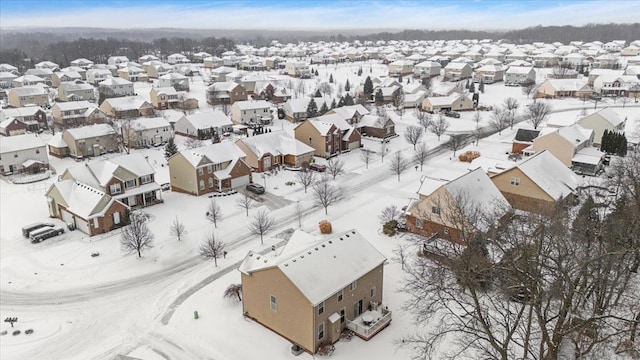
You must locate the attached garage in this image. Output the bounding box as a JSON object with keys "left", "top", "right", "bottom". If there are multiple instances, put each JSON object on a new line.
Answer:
{"left": 230, "top": 175, "right": 250, "bottom": 188}
{"left": 76, "top": 217, "right": 90, "bottom": 234}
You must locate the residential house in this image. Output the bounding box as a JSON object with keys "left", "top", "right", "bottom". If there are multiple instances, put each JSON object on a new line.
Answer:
{"left": 167, "top": 53, "right": 189, "bottom": 65}
{"left": 621, "top": 45, "right": 640, "bottom": 56}
{"left": 0, "top": 106, "right": 47, "bottom": 131}
{"left": 203, "top": 56, "right": 224, "bottom": 69}
{"left": 60, "top": 152, "right": 162, "bottom": 210}
{"left": 235, "top": 130, "right": 315, "bottom": 172}
{"left": 206, "top": 82, "right": 248, "bottom": 105}
{"left": 35, "top": 61, "right": 59, "bottom": 72}
{"left": 157, "top": 72, "right": 189, "bottom": 91}
{"left": 98, "top": 78, "right": 135, "bottom": 98}
{"left": 51, "top": 71, "right": 82, "bottom": 88}
{"left": 239, "top": 229, "right": 389, "bottom": 354}
{"left": 57, "top": 82, "right": 96, "bottom": 102}
{"left": 406, "top": 168, "right": 511, "bottom": 243}
{"left": 0, "top": 118, "right": 27, "bottom": 136}
{"left": 174, "top": 111, "right": 233, "bottom": 140}
{"left": 593, "top": 75, "right": 640, "bottom": 97}
{"left": 61, "top": 123, "right": 119, "bottom": 158}
{"left": 209, "top": 66, "right": 236, "bottom": 82}
{"left": 530, "top": 124, "right": 604, "bottom": 175}
{"left": 0, "top": 63, "right": 19, "bottom": 75}
{"left": 592, "top": 54, "right": 619, "bottom": 69}
{"left": 168, "top": 141, "right": 252, "bottom": 195}
{"left": 86, "top": 69, "right": 113, "bottom": 86}
{"left": 142, "top": 61, "right": 173, "bottom": 79}
{"left": 535, "top": 79, "right": 592, "bottom": 99}
{"left": 388, "top": 60, "right": 414, "bottom": 77}
{"left": 355, "top": 115, "right": 396, "bottom": 139}
{"left": 430, "top": 83, "right": 463, "bottom": 97}
{"left": 47, "top": 134, "right": 69, "bottom": 158}
{"left": 138, "top": 54, "right": 160, "bottom": 64}
{"left": 443, "top": 62, "right": 473, "bottom": 81}
{"left": 45, "top": 179, "right": 129, "bottom": 236}
{"left": 92, "top": 64, "right": 119, "bottom": 77}
{"left": 490, "top": 151, "right": 579, "bottom": 214}
{"left": 7, "top": 86, "right": 49, "bottom": 108}
{"left": 283, "top": 97, "right": 329, "bottom": 123}
{"left": 52, "top": 101, "right": 106, "bottom": 128}
{"left": 504, "top": 67, "right": 536, "bottom": 86}
{"left": 0, "top": 72, "right": 18, "bottom": 89}
{"left": 473, "top": 64, "right": 505, "bottom": 83}
{"left": 576, "top": 107, "right": 626, "bottom": 146}
{"left": 121, "top": 117, "right": 172, "bottom": 148}
{"left": 150, "top": 87, "right": 179, "bottom": 109}
{"left": 421, "top": 94, "right": 474, "bottom": 113}
{"left": 511, "top": 128, "right": 541, "bottom": 154}
{"left": 256, "top": 83, "right": 292, "bottom": 104}
{"left": 70, "top": 58, "right": 94, "bottom": 70}
{"left": 403, "top": 92, "right": 426, "bottom": 108}
{"left": 99, "top": 96, "right": 154, "bottom": 119}
{"left": 13, "top": 74, "right": 46, "bottom": 88}
{"left": 118, "top": 66, "right": 149, "bottom": 82}
{"left": 25, "top": 68, "right": 54, "bottom": 86}
{"left": 532, "top": 53, "right": 559, "bottom": 67}
{"left": 230, "top": 100, "right": 273, "bottom": 125}
{"left": 107, "top": 56, "right": 129, "bottom": 67}
{"left": 284, "top": 61, "right": 311, "bottom": 78}
{"left": 192, "top": 52, "right": 211, "bottom": 62}
{"left": 0, "top": 133, "right": 49, "bottom": 175}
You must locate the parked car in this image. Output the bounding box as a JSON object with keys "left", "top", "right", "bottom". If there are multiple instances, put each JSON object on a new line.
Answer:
{"left": 22, "top": 222, "right": 54, "bottom": 238}
{"left": 443, "top": 110, "right": 460, "bottom": 118}
{"left": 309, "top": 163, "right": 326, "bottom": 172}
{"left": 283, "top": 165, "right": 302, "bottom": 171}
{"left": 246, "top": 183, "right": 265, "bottom": 194}
{"left": 31, "top": 226, "right": 64, "bottom": 243}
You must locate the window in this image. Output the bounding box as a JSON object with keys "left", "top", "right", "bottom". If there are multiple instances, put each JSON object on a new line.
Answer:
{"left": 337, "top": 289, "right": 343, "bottom": 302}
{"left": 198, "top": 167, "right": 204, "bottom": 176}
{"left": 140, "top": 175, "right": 152, "bottom": 184}
{"left": 340, "top": 308, "right": 346, "bottom": 324}
{"left": 35, "top": 149, "right": 40, "bottom": 154}
{"left": 208, "top": 178, "right": 214, "bottom": 188}
{"left": 110, "top": 183, "right": 122, "bottom": 194}
{"left": 309, "top": 137, "right": 312, "bottom": 144}
{"left": 14, "top": 153, "right": 18, "bottom": 158}
{"left": 199, "top": 180, "right": 204, "bottom": 190}
{"left": 416, "top": 218, "right": 423, "bottom": 229}
{"left": 370, "top": 287, "right": 376, "bottom": 298}
{"left": 270, "top": 295, "right": 277, "bottom": 311}
{"left": 510, "top": 177, "right": 520, "bottom": 186}
{"left": 431, "top": 206, "right": 441, "bottom": 215}
{"left": 125, "top": 179, "right": 136, "bottom": 189}
{"left": 318, "top": 301, "right": 324, "bottom": 315}
{"left": 444, "top": 227, "right": 449, "bottom": 234}
{"left": 349, "top": 280, "right": 357, "bottom": 292}
{"left": 318, "top": 323, "right": 324, "bottom": 340}
{"left": 207, "top": 165, "right": 212, "bottom": 173}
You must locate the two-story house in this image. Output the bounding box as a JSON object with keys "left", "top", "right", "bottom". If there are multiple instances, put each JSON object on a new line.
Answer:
{"left": 174, "top": 110, "right": 233, "bottom": 140}
{"left": 13, "top": 74, "right": 46, "bottom": 88}
{"left": 239, "top": 229, "right": 390, "bottom": 354}
{"left": 52, "top": 101, "right": 107, "bottom": 129}
{"left": 576, "top": 107, "right": 626, "bottom": 146}
{"left": 0, "top": 106, "right": 47, "bottom": 131}
{"left": 157, "top": 72, "right": 189, "bottom": 92}
{"left": 57, "top": 82, "right": 96, "bottom": 102}
{"left": 86, "top": 69, "right": 113, "bottom": 86}
{"left": 504, "top": 66, "right": 536, "bottom": 86}
{"left": 7, "top": 86, "right": 49, "bottom": 108}
{"left": 530, "top": 124, "right": 604, "bottom": 175}
{"left": 121, "top": 117, "right": 172, "bottom": 148}
{"left": 98, "top": 77, "right": 135, "bottom": 98}
{"left": 99, "top": 96, "right": 154, "bottom": 119}
{"left": 150, "top": 87, "right": 179, "bottom": 109}
{"left": 473, "top": 63, "right": 505, "bottom": 84}
{"left": 413, "top": 61, "right": 442, "bottom": 78}
{"left": 284, "top": 61, "right": 311, "bottom": 78}
{"left": 294, "top": 119, "right": 344, "bottom": 158}
{"left": 107, "top": 56, "right": 129, "bottom": 67}
{"left": 142, "top": 61, "right": 173, "bottom": 79}
{"left": 230, "top": 100, "right": 273, "bottom": 125}
{"left": 0, "top": 133, "right": 49, "bottom": 175}
{"left": 168, "top": 141, "right": 252, "bottom": 195}
{"left": 69, "top": 58, "right": 94, "bottom": 70}
{"left": 443, "top": 62, "right": 473, "bottom": 81}
{"left": 206, "top": 82, "right": 248, "bottom": 105}
{"left": 51, "top": 71, "right": 82, "bottom": 88}
{"left": 61, "top": 123, "right": 119, "bottom": 158}
{"left": 235, "top": 130, "right": 315, "bottom": 172}
{"left": 283, "top": 97, "right": 329, "bottom": 123}
{"left": 0, "top": 72, "right": 18, "bottom": 89}
{"left": 117, "top": 65, "right": 149, "bottom": 82}
{"left": 387, "top": 60, "right": 414, "bottom": 77}
{"left": 24, "top": 68, "right": 54, "bottom": 86}
{"left": 0, "top": 117, "right": 28, "bottom": 136}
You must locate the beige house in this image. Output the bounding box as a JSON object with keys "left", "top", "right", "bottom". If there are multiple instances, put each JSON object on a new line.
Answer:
{"left": 530, "top": 124, "right": 604, "bottom": 175}
{"left": 406, "top": 168, "right": 510, "bottom": 244}
{"left": 490, "top": 151, "right": 579, "bottom": 214}
{"left": 388, "top": 60, "right": 414, "bottom": 77}
{"left": 443, "top": 62, "right": 473, "bottom": 81}
{"left": 535, "top": 79, "right": 592, "bottom": 99}
{"left": 239, "top": 229, "right": 389, "bottom": 354}
{"left": 230, "top": 100, "right": 273, "bottom": 125}
{"left": 51, "top": 71, "right": 82, "bottom": 88}
{"left": 150, "top": 87, "right": 178, "bottom": 109}
{"left": 473, "top": 64, "right": 505, "bottom": 83}
{"left": 421, "top": 94, "right": 474, "bottom": 112}
{"left": 577, "top": 107, "right": 626, "bottom": 146}
{"left": 61, "top": 123, "right": 119, "bottom": 158}
{"left": 235, "top": 130, "right": 314, "bottom": 172}
{"left": 294, "top": 120, "right": 344, "bottom": 158}
{"left": 52, "top": 101, "right": 107, "bottom": 128}
{"left": 168, "top": 141, "right": 252, "bottom": 195}
{"left": 57, "top": 82, "right": 95, "bottom": 102}
{"left": 99, "top": 96, "right": 154, "bottom": 119}
{"left": 8, "top": 86, "right": 49, "bottom": 108}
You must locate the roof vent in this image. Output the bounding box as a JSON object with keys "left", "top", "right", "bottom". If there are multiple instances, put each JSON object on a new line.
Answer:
{"left": 328, "top": 240, "right": 332, "bottom": 244}
{"left": 284, "top": 263, "right": 288, "bottom": 266}
{"left": 315, "top": 247, "right": 318, "bottom": 251}
{"left": 352, "top": 230, "right": 355, "bottom": 234}
{"left": 345, "top": 234, "right": 350, "bottom": 237}
{"left": 322, "top": 244, "right": 326, "bottom": 248}
{"left": 307, "top": 251, "right": 311, "bottom": 254}
{"left": 292, "top": 259, "right": 296, "bottom": 262}
{"left": 300, "top": 255, "right": 304, "bottom": 258}
{"left": 256, "top": 256, "right": 261, "bottom": 260}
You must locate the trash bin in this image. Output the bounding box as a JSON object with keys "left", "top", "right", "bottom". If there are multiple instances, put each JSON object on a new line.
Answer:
{"left": 67, "top": 222, "right": 75, "bottom": 231}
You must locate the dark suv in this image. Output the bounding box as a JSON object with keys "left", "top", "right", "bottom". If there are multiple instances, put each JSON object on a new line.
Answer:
{"left": 246, "top": 183, "right": 265, "bottom": 194}
{"left": 309, "top": 163, "right": 327, "bottom": 172}
{"left": 443, "top": 110, "right": 460, "bottom": 118}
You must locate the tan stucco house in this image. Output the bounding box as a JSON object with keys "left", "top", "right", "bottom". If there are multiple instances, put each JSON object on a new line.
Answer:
{"left": 239, "top": 229, "right": 390, "bottom": 354}
{"left": 577, "top": 107, "right": 626, "bottom": 146}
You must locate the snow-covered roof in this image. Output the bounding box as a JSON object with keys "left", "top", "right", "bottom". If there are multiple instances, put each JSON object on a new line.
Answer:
{"left": 47, "top": 133, "right": 68, "bottom": 148}
{"left": 239, "top": 229, "right": 386, "bottom": 306}
{"left": 99, "top": 77, "right": 133, "bottom": 86}
{"left": 9, "top": 86, "right": 47, "bottom": 96}
{"left": 53, "top": 100, "right": 94, "bottom": 111}
{"left": 66, "top": 153, "right": 154, "bottom": 189}
{"left": 180, "top": 111, "right": 232, "bottom": 130}
{"left": 180, "top": 141, "right": 247, "bottom": 167}
{"left": 48, "top": 179, "right": 115, "bottom": 219}
{"left": 425, "top": 94, "right": 461, "bottom": 106}
{"left": 579, "top": 107, "right": 625, "bottom": 128}
{"left": 516, "top": 151, "right": 579, "bottom": 200}
{"left": 543, "top": 78, "right": 588, "bottom": 91}
{"left": 153, "top": 86, "right": 177, "bottom": 96}
{"left": 59, "top": 82, "right": 93, "bottom": 91}
{"left": 207, "top": 81, "right": 240, "bottom": 92}
{"left": 65, "top": 123, "right": 116, "bottom": 140}
{"left": 506, "top": 66, "right": 534, "bottom": 74}
{"left": 232, "top": 100, "right": 271, "bottom": 110}
{"left": 103, "top": 96, "right": 150, "bottom": 111}
{"left": 0, "top": 133, "right": 46, "bottom": 153}
{"left": 1, "top": 106, "right": 44, "bottom": 118}
{"left": 236, "top": 129, "right": 314, "bottom": 158}
{"left": 572, "top": 147, "right": 604, "bottom": 165}
{"left": 128, "top": 117, "right": 170, "bottom": 130}
{"left": 305, "top": 119, "right": 337, "bottom": 135}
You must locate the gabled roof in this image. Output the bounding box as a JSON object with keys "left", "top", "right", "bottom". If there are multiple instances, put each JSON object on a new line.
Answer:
{"left": 178, "top": 141, "right": 247, "bottom": 167}
{"left": 239, "top": 229, "right": 386, "bottom": 306}
{"left": 207, "top": 81, "right": 240, "bottom": 92}
{"left": 513, "top": 151, "right": 579, "bottom": 200}
{"left": 153, "top": 86, "right": 178, "bottom": 96}
{"left": 0, "top": 133, "right": 46, "bottom": 153}
{"left": 53, "top": 100, "right": 95, "bottom": 112}
{"left": 65, "top": 153, "right": 154, "bottom": 188}
{"left": 9, "top": 86, "right": 47, "bottom": 96}
{"left": 232, "top": 100, "right": 271, "bottom": 110}
{"left": 179, "top": 110, "right": 232, "bottom": 130}
{"left": 514, "top": 128, "right": 541, "bottom": 143}
{"left": 579, "top": 107, "right": 625, "bottom": 127}
{"left": 47, "top": 179, "right": 118, "bottom": 219}
{"left": 236, "top": 129, "right": 314, "bottom": 158}
{"left": 65, "top": 123, "right": 116, "bottom": 140}
{"left": 99, "top": 77, "right": 133, "bottom": 86}
{"left": 102, "top": 96, "right": 151, "bottom": 111}
{"left": 128, "top": 117, "right": 170, "bottom": 130}
{"left": 1, "top": 106, "right": 44, "bottom": 118}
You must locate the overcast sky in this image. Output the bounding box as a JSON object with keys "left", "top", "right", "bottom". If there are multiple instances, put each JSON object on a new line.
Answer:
{"left": 1, "top": 0, "right": 639, "bottom": 30}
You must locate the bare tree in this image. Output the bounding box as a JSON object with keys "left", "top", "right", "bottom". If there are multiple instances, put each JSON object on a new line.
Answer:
{"left": 503, "top": 97, "right": 520, "bottom": 129}
{"left": 312, "top": 175, "right": 341, "bottom": 215}
{"left": 236, "top": 191, "right": 254, "bottom": 217}
{"left": 489, "top": 106, "right": 509, "bottom": 135}
{"left": 169, "top": 216, "right": 186, "bottom": 241}
{"left": 379, "top": 204, "right": 401, "bottom": 224}
{"left": 393, "top": 243, "right": 411, "bottom": 270}
{"left": 206, "top": 199, "right": 222, "bottom": 227}
{"left": 119, "top": 118, "right": 142, "bottom": 153}
{"left": 223, "top": 283, "right": 242, "bottom": 302}
{"left": 416, "top": 108, "right": 433, "bottom": 131}
{"left": 318, "top": 81, "right": 332, "bottom": 96}
{"left": 429, "top": 114, "right": 450, "bottom": 141}
{"left": 524, "top": 100, "right": 552, "bottom": 129}
{"left": 389, "top": 151, "right": 409, "bottom": 181}
{"left": 551, "top": 62, "right": 574, "bottom": 79}
{"left": 472, "top": 111, "right": 482, "bottom": 124}
{"left": 413, "top": 142, "right": 429, "bottom": 171}
{"left": 473, "top": 126, "right": 484, "bottom": 146}
{"left": 404, "top": 125, "right": 424, "bottom": 150}
{"left": 120, "top": 212, "right": 154, "bottom": 258}
{"left": 448, "top": 134, "right": 465, "bottom": 156}
{"left": 295, "top": 201, "right": 304, "bottom": 228}
{"left": 379, "top": 140, "right": 390, "bottom": 163}
{"left": 360, "top": 148, "right": 375, "bottom": 169}
{"left": 295, "top": 169, "right": 316, "bottom": 193}
{"left": 184, "top": 137, "right": 204, "bottom": 149}
{"left": 199, "top": 232, "right": 225, "bottom": 266}
{"left": 521, "top": 80, "right": 536, "bottom": 98}
{"left": 326, "top": 157, "right": 345, "bottom": 180}
{"left": 249, "top": 208, "right": 274, "bottom": 245}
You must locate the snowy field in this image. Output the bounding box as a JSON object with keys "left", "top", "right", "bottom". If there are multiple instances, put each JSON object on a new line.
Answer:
{"left": 1, "top": 61, "right": 639, "bottom": 360}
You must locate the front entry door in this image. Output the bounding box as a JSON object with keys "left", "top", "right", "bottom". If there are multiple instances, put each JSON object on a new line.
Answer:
{"left": 353, "top": 299, "right": 363, "bottom": 318}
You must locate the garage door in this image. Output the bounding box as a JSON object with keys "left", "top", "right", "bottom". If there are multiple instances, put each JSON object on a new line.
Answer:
{"left": 61, "top": 208, "right": 75, "bottom": 224}
{"left": 230, "top": 175, "right": 250, "bottom": 188}
{"left": 348, "top": 141, "right": 361, "bottom": 150}
{"left": 76, "top": 218, "right": 90, "bottom": 234}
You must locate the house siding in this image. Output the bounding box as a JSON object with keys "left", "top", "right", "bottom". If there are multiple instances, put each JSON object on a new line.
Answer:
{"left": 490, "top": 168, "right": 558, "bottom": 214}
{"left": 532, "top": 132, "right": 574, "bottom": 166}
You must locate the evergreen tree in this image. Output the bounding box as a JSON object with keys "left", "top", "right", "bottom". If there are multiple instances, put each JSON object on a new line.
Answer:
{"left": 330, "top": 98, "right": 337, "bottom": 109}
{"left": 319, "top": 102, "right": 328, "bottom": 115}
{"left": 314, "top": 89, "right": 322, "bottom": 97}
{"left": 329, "top": 74, "right": 334, "bottom": 83}
{"left": 345, "top": 79, "right": 351, "bottom": 92}
{"left": 601, "top": 129, "right": 610, "bottom": 153}
{"left": 337, "top": 96, "right": 345, "bottom": 108}
{"left": 398, "top": 73, "right": 403, "bottom": 83}
{"left": 357, "top": 67, "right": 363, "bottom": 76}
{"left": 465, "top": 80, "right": 470, "bottom": 90}
{"left": 306, "top": 98, "right": 318, "bottom": 118}
{"left": 344, "top": 93, "right": 354, "bottom": 106}
{"left": 314, "top": 69, "right": 319, "bottom": 76}
{"left": 364, "top": 76, "right": 374, "bottom": 96}
{"left": 164, "top": 137, "right": 178, "bottom": 160}
{"left": 619, "top": 134, "right": 627, "bottom": 156}
{"left": 469, "top": 82, "right": 475, "bottom": 93}
{"left": 479, "top": 78, "right": 485, "bottom": 93}
{"left": 374, "top": 88, "right": 384, "bottom": 106}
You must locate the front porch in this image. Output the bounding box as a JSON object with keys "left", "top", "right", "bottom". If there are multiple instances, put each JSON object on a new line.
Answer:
{"left": 117, "top": 184, "right": 164, "bottom": 209}
{"left": 345, "top": 304, "right": 392, "bottom": 341}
